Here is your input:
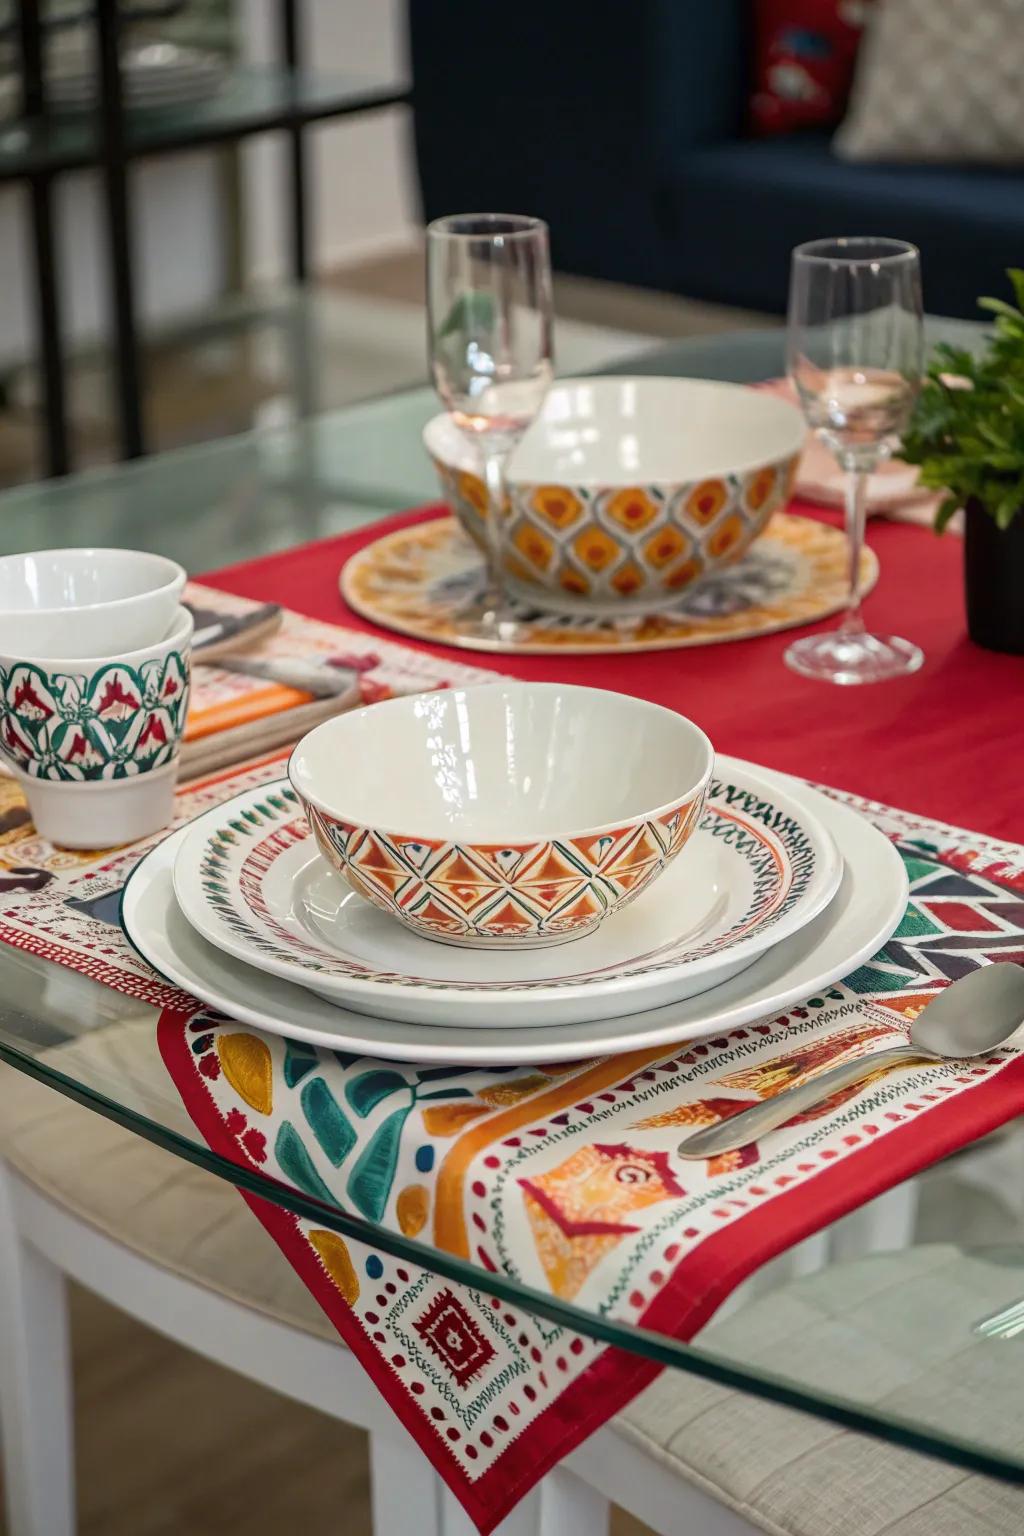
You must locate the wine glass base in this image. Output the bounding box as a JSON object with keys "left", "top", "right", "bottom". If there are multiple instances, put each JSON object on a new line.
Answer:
{"left": 455, "top": 586, "right": 530, "bottom": 646}
{"left": 784, "top": 631, "right": 924, "bottom": 685}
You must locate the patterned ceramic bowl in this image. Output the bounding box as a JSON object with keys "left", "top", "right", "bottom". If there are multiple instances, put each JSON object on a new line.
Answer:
{"left": 289, "top": 682, "right": 713, "bottom": 949}
{"left": 423, "top": 414, "right": 490, "bottom": 550}
{"left": 0, "top": 605, "right": 193, "bottom": 848}
{"left": 426, "top": 377, "right": 804, "bottom": 615}
{"left": 0, "top": 547, "right": 186, "bottom": 658}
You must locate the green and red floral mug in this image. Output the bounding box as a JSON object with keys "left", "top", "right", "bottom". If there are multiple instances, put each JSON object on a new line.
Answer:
{"left": 0, "top": 605, "right": 192, "bottom": 847}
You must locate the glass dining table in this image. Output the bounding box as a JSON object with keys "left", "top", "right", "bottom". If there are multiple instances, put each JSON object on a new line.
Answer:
{"left": 1, "top": 321, "right": 1022, "bottom": 1499}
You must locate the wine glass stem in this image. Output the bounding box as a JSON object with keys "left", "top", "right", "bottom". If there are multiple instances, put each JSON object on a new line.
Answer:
{"left": 483, "top": 449, "right": 509, "bottom": 589}
{"left": 841, "top": 464, "right": 869, "bottom": 637}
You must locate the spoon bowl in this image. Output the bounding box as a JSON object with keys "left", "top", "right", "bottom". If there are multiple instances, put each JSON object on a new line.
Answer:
{"left": 905, "top": 961, "right": 1024, "bottom": 1057}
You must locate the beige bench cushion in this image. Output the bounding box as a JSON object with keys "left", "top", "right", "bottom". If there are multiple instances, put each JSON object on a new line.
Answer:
{"left": 1, "top": 1029, "right": 1022, "bottom": 1536}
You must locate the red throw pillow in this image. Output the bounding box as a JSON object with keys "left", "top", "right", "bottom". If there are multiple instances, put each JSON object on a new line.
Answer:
{"left": 749, "top": 0, "right": 875, "bottom": 136}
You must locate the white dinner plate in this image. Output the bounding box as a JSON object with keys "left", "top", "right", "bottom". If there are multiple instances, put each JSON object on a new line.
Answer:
{"left": 121, "top": 769, "right": 908, "bottom": 1064}
{"left": 170, "top": 758, "right": 843, "bottom": 1027}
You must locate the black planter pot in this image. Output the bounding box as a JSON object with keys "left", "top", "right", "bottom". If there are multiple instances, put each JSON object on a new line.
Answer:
{"left": 964, "top": 499, "right": 1024, "bottom": 655}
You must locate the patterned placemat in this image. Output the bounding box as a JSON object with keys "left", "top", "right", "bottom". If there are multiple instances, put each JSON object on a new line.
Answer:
{"left": 4, "top": 741, "right": 1017, "bottom": 1532}
{"left": 155, "top": 796, "right": 1024, "bottom": 1532}
{"left": 340, "top": 512, "right": 879, "bottom": 655}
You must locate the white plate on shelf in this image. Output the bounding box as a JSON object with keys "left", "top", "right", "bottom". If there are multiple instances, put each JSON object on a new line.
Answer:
{"left": 120, "top": 770, "right": 908, "bottom": 1065}
{"left": 170, "top": 758, "right": 843, "bottom": 1028}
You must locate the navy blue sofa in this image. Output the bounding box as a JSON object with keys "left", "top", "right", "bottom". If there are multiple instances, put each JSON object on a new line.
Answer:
{"left": 407, "top": 0, "right": 1023, "bottom": 319}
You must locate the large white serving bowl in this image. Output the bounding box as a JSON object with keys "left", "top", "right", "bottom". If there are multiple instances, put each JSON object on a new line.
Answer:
{"left": 426, "top": 376, "right": 805, "bottom": 615}
{"left": 0, "top": 547, "right": 186, "bottom": 658}
{"left": 289, "top": 682, "right": 714, "bottom": 949}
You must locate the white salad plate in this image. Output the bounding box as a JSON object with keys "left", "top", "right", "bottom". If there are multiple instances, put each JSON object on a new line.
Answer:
{"left": 121, "top": 768, "right": 907, "bottom": 1064}
{"left": 170, "top": 758, "right": 843, "bottom": 1028}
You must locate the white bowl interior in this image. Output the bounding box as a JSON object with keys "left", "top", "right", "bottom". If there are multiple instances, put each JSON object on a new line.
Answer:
{"left": 507, "top": 375, "right": 805, "bottom": 485}
{"left": 423, "top": 413, "right": 478, "bottom": 476}
{"left": 0, "top": 548, "right": 185, "bottom": 614}
{"left": 291, "top": 684, "right": 712, "bottom": 843}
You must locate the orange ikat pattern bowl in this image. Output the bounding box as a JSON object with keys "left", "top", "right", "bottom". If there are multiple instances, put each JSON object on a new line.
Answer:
{"left": 425, "top": 377, "right": 803, "bottom": 615}
{"left": 290, "top": 683, "right": 714, "bottom": 950}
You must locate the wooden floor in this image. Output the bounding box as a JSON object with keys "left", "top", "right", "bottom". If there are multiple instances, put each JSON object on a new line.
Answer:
{"left": 10, "top": 1284, "right": 651, "bottom": 1536}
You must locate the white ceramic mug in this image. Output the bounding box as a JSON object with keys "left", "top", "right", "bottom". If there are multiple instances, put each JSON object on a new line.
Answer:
{"left": 0, "top": 606, "right": 193, "bottom": 848}
{"left": 0, "top": 547, "right": 186, "bottom": 658}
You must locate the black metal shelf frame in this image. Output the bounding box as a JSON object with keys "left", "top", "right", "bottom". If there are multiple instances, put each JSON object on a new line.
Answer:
{"left": 12, "top": 0, "right": 410, "bottom": 475}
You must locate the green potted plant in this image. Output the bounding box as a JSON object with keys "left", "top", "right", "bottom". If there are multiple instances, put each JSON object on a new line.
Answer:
{"left": 901, "top": 269, "right": 1024, "bottom": 655}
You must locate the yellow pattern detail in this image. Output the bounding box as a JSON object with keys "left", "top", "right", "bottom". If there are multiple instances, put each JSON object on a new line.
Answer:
{"left": 604, "top": 488, "right": 658, "bottom": 531}
{"left": 632, "top": 1101, "right": 719, "bottom": 1130}
{"left": 706, "top": 513, "right": 745, "bottom": 560}
{"left": 478, "top": 1074, "right": 552, "bottom": 1107}
{"left": 421, "top": 1101, "right": 491, "bottom": 1137}
{"left": 665, "top": 555, "right": 704, "bottom": 590}
{"left": 572, "top": 525, "right": 620, "bottom": 573}
{"left": 686, "top": 479, "right": 729, "bottom": 525}
{"left": 530, "top": 486, "right": 585, "bottom": 529}
{"left": 642, "top": 525, "right": 688, "bottom": 570}
{"left": 217, "top": 1033, "right": 273, "bottom": 1115}
{"left": 513, "top": 521, "right": 555, "bottom": 572}
{"left": 308, "top": 1229, "right": 360, "bottom": 1302}
{"left": 745, "top": 465, "right": 777, "bottom": 511}
{"left": 456, "top": 470, "right": 488, "bottom": 519}
{"left": 610, "top": 560, "right": 645, "bottom": 595}
{"left": 397, "top": 1184, "right": 430, "bottom": 1236}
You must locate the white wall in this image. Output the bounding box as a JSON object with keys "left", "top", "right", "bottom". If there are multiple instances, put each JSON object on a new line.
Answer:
{"left": 240, "top": 0, "right": 418, "bottom": 284}
{"left": 0, "top": 155, "right": 226, "bottom": 371}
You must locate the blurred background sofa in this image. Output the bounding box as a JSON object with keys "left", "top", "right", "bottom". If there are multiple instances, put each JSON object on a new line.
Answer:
{"left": 408, "top": 0, "right": 1024, "bottom": 319}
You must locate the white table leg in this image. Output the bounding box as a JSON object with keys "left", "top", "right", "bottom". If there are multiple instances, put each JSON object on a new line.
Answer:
{"left": 0, "top": 1161, "right": 75, "bottom": 1536}
{"left": 369, "top": 1429, "right": 448, "bottom": 1536}
{"left": 369, "top": 1429, "right": 610, "bottom": 1536}
{"left": 439, "top": 1465, "right": 610, "bottom": 1536}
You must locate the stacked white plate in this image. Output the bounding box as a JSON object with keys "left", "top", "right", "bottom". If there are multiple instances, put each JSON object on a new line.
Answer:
{"left": 121, "top": 758, "right": 908, "bottom": 1065}
{"left": 45, "top": 42, "right": 226, "bottom": 114}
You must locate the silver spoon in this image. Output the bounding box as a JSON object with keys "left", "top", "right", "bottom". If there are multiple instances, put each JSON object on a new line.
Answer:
{"left": 678, "top": 961, "right": 1024, "bottom": 1161}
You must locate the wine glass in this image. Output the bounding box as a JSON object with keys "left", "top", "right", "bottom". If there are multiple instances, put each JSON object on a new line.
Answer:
{"left": 426, "top": 213, "right": 554, "bottom": 636}
{"left": 785, "top": 237, "right": 925, "bottom": 684}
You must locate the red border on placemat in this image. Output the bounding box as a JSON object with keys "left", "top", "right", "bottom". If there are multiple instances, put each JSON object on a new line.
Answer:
{"left": 158, "top": 1008, "right": 1024, "bottom": 1533}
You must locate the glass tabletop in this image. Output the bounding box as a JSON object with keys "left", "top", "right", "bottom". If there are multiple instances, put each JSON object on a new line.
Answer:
{"left": 1, "top": 331, "right": 1021, "bottom": 1490}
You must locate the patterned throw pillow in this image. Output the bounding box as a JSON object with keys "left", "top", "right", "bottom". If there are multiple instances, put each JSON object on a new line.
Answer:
{"left": 749, "top": 0, "right": 877, "bottom": 137}
{"left": 834, "top": 0, "right": 1024, "bottom": 162}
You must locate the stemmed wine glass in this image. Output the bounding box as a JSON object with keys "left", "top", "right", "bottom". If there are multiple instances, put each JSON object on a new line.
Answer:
{"left": 426, "top": 214, "right": 554, "bottom": 636}
{"left": 785, "top": 237, "right": 925, "bottom": 684}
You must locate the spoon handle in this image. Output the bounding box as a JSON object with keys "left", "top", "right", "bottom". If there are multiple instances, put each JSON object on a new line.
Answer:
{"left": 677, "top": 1045, "right": 930, "bottom": 1161}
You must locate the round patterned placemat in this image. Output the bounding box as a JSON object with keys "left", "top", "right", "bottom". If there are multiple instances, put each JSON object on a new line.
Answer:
{"left": 340, "top": 512, "right": 879, "bottom": 656}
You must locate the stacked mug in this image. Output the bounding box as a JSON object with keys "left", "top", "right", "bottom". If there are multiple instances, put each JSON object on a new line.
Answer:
{"left": 0, "top": 548, "right": 192, "bottom": 848}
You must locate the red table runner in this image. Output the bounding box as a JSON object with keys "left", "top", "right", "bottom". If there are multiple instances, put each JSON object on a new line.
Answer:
{"left": 0, "top": 500, "right": 1019, "bottom": 1532}
{"left": 163, "top": 505, "right": 1024, "bottom": 1530}
{"left": 209, "top": 502, "right": 1023, "bottom": 842}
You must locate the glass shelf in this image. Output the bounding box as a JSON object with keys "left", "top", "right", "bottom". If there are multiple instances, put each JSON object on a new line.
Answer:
{"left": 0, "top": 65, "right": 409, "bottom": 181}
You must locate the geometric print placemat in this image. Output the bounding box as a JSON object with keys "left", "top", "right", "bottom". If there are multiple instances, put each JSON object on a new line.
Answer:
{"left": 157, "top": 791, "right": 1024, "bottom": 1532}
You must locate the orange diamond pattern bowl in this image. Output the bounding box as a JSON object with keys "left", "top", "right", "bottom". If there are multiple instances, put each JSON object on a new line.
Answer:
{"left": 289, "top": 683, "right": 713, "bottom": 949}
{"left": 425, "top": 377, "right": 804, "bottom": 615}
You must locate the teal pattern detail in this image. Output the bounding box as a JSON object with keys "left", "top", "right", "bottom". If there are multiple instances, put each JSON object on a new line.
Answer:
{"left": 284, "top": 1042, "right": 319, "bottom": 1088}
{"left": 346, "top": 1106, "right": 411, "bottom": 1222}
{"left": 0, "top": 651, "right": 190, "bottom": 782}
{"left": 300, "top": 1077, "right": 357, "bottom": 1167}
{"left": 843, "top": 961, "right": 916, "bottom": 995}
{"left": 892, "top": 902, "right": 943, "bottom": 940}
{"left": 345, "top": 1068, "right": 409, "bottom": 1119}
{"left": 274, "top": 1120, "right": 336, "bottom": 1205}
